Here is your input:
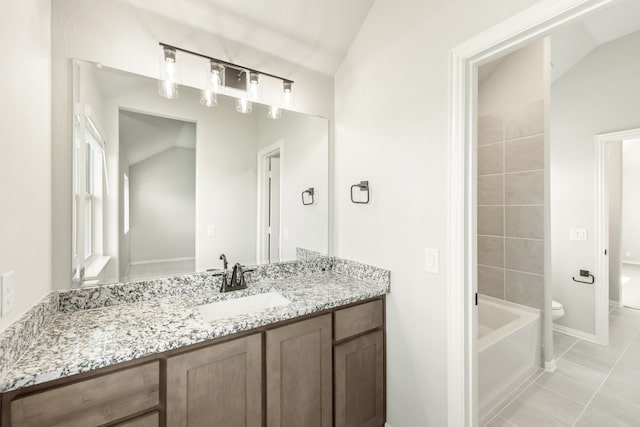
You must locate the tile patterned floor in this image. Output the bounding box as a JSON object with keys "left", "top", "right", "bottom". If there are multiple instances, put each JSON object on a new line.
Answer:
{"left": 481, "top": 305, "right": 640, "bottom": 426}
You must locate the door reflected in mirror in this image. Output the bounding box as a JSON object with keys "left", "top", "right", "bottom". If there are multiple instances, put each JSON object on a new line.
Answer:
{"left": 72, "top": 60, "right": 328, "bottom": 287}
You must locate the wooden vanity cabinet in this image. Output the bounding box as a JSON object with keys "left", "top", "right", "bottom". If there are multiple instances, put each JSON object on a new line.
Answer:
{"left": 266, "top": 314, "right": 333, "bottom": 427}
{"left": 166, "top": 333, "right": 262, "bottom": 427}
{"left": 0, "top": 297, "right": 386, "bottom": 427}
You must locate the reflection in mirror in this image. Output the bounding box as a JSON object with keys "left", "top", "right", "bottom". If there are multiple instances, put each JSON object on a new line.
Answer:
{"left": 71, "top": 60, "right": 328, "bottom": 287}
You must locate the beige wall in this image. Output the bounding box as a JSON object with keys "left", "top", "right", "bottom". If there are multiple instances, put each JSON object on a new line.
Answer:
{"left": 0, "top": 0, "right": 52, "bottom": 332}
{"left": 477, "top": 40, "right": 547, "bottom": 310}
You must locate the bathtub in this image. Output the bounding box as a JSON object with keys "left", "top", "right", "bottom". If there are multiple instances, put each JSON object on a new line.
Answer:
{"left": 478, "top": 296, "right": 541, "bottom": 419}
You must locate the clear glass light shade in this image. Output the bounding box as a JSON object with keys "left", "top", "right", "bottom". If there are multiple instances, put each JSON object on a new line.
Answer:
{"left": 282, "top": 81, "right": 294, "bottom": 107}
{"left": 236, "top": 97, "right": 253, "bottom": 114}
{"left": 249, "top": 71, "right": 260, "bottom": 101}
{"left": 267, "top": 105, "right": 281, "bottom": 120}
{"left": 200, "top": 89, "right": 218, "bottom": 107}
{"left": 159, "top": 47, "right": 180, "bottom": 99}
{"left": 206, "top": 62, "right": 225, "bottom": 94}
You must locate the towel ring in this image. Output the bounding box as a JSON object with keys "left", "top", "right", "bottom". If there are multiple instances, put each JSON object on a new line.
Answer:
{"left": 351, "top": 181, "right": 370, "bottom": 204}
{"left": 301, "top": 187, "right": 314, "bottom": 205}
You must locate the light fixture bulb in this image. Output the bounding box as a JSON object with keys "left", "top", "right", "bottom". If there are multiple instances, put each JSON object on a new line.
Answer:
{"left": 249, "top": 71, "right": 260, "bottom": 100}
{"left": 207, "top": 61, "right": 225, "bottom": 94}
{"left": 200, "top": 89, "right": 217, "bottom": 107}
{"left": 282, "top": 81, "right": 294, "bottom": 107}
{"left": 236, "top": 97, "right": 252, "bottom": 114}
{"left": 268, "top": 105, "right": 281, "bottom": 120}
{"left": 159, "top": 47, "right": 179, "bottom": 99}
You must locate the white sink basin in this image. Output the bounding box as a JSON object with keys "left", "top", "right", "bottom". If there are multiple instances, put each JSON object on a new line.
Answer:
{"left": 198, "top": 292, "right": 291, "bottom": 322}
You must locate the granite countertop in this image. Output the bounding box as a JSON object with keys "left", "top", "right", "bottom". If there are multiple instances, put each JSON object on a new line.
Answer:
{"left": 0, "top": 268, "right": 388, "bottom": 393}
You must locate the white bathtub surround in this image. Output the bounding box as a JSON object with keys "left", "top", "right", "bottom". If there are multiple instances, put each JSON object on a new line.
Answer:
{"left": 478, "top": 296, "right": 541, "bottom": 420}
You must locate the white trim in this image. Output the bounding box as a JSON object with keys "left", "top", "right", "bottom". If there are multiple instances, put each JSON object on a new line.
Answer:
{"left": 447, "top": 1, "right": 618, "bottom": 425}
{"left": 553, "top": 324, "right": 599, "bottom": 344}
{"left": 129, "top": 257, "right": 195, "bottom": 266}
{"left": 545, "top": 359, "right": 557, "bottom": 372}
{"left": 256, "top": 141, "right": 284, "bottom": 264}
{"left": 623, "top": 261, "right": 640, "bottom": 266}
{"left": 610, "top": 299, "right": 623, "bottom": 308}
{"left": 595, "top": 128, "right": 640, "bottom": 343}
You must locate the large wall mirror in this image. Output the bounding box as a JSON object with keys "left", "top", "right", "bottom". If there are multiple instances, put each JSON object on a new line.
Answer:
{"left": 71, "top": 60, "right": 328, "bottom": 287}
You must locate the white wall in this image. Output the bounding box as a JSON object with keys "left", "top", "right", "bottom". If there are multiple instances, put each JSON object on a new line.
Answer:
{"left": 52, "top": 0, "right": 334, "bottom": 288}
{"left": 129, "top": 147, "right": 196, "bottom": 262}
{"left": 334, "top": 0, "right": 540, "bottom": 425}
{"left": 551, "top": 31, "right": 640, "bottom": 334}
{"left": 0, "top": 0, "right": 51, "bottom": 332}
{"left": 257, "top": 112, "right": 329, "bottom": 261}
{"left": 622, "top": 139, "right": 640, "bottom": 264}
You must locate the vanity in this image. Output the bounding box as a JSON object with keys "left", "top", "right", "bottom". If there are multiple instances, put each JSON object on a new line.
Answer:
{"left": 0, "top": 257, "right": 389, "bottom": 427}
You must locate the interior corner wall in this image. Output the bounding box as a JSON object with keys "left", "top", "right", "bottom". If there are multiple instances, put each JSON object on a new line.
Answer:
{"left": 333, "top": 0, "right": 540, "bottom": 425}
{"left": 551, "top": 31, "right": 640, "bottom": 335}
{"left": 0, "top": 0, "right": 52, "bottom": 332}
{"left": 51, "top": 0, "right": 334, "bottom": 289}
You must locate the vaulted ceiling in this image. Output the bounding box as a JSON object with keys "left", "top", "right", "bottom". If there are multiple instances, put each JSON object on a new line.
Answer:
{"left": 120, "top": 0, "right": 375, "bottom": 75}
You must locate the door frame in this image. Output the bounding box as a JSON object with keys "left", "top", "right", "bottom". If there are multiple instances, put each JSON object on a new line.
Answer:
{"left": 446, "top": 0, "right": 618, "bottom": 425}
{"left": 256, "top": 141, "right": 284, "bottom": 264}
{"left": 596, "top": 128, "right": 640, "bottom": 313}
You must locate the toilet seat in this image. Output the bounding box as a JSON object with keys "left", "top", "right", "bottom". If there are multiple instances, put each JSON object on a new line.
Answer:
{"left": 552, "top": 300, "right": 562, "bottom": 310}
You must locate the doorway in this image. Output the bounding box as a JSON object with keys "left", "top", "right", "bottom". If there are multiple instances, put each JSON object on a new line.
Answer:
{"left": 447, "top": 0, "right": 623, "bottom": 425}
{"left": 257, "top": 142, "right": 283, "bottom": 264}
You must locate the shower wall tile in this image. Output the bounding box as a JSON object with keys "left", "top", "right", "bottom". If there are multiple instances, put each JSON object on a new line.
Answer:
{"left": 478, "top": 206, "right": 504, "bottom": 237}
{"left": 478, "top": 236, "right": 505, "bottom": 268}
{"left": 505, "top": 135, "right": 544, "bottom": 173}
{"left": 479, "top": 113, "right": 504, "bottom": 146}
{"left": 479, "top": 265, "right": 505, "bottom": 299}
{"left": 505, "top": 171, "right": 544, "bottom": 205}
{"left": 505, "top": 238, "right": 544, "bottom": 274}
{"left": 505, "top": 206, "right": 544, "bottom": 239}
{"left": 505, "top": 270, "right": 544, "bottom": 309}
{"left": 478, "top": 143, "right": 504, "bottom": 176}
{"left": 478, "top": 175, "right": 504, "bottom": 205}
{"left": 505, "top": 99, "right": 544, "bottom": 140}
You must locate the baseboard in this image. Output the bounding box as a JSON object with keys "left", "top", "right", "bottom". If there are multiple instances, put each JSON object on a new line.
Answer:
{"left": 553, "top": 324, "right": 598, "bottom": 344}
{"left": 129, "top": 257, "right": 195, "bottom": 266}
{"left": 623, "top": 261, "right": 640, "bottom": 266}
{"left": 385, "top": 423, "right": 392, "bottom": 427}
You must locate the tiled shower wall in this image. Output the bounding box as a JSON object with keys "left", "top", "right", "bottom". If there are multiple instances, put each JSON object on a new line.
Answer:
{"left": 477, "top": 99, "right": 545, "bottom": 310}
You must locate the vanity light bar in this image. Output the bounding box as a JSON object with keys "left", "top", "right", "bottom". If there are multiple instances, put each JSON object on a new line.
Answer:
{"left": 158, "top": 43, "right": 294, "bottom": 85}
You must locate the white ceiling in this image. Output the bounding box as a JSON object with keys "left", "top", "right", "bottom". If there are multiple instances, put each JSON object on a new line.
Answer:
{"left": 120, "top": 0, "right": 375, "bottom": 75}
{"left": 551, "top": 0, "right": 640, "bottom": 81}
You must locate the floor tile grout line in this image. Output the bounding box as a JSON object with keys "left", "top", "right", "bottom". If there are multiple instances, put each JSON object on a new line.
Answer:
{"left": 482, "top": 369, "right": 545, "bottom": 426}
{"left": 570, "top": 328, "right": 640, "bottom": 426}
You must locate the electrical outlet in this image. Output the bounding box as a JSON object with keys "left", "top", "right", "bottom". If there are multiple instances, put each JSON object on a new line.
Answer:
{"left": 1, "top": 271, "right": 16, "bottom": 317}
{"left": 626, "top": 251, "right": 632, "bottom": 258}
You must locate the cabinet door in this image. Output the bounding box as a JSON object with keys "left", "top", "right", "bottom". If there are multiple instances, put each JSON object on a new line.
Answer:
{"left": 334, "top": 330, "right": 384, "bottom": 427}
{"left": 166, "top": 334, "right": 262, "bottom": 427}
{"left": 266, "top": 314, "right": 332, "bottom": 427}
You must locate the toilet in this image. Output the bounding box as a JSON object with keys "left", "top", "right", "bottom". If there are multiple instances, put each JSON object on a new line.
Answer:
{"left": 552, "top": 300, "right": 565, "bottom": 320}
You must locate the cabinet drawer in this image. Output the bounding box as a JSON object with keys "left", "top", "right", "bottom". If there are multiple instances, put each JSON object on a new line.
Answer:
{"left": 10, "top": 361, "right": 160, "bottom": 427}
{"left": 334, "top": 299, "right": 383, "bottom": 341}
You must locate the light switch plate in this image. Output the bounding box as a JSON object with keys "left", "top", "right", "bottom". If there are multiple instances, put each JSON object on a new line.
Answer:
{"left": 207, "top": 225, "right": 216, "bottom": 237}
{"left": 1, "top": 271, "right": 16, "bottom": 317}
{"left": 424, "top": 248, "right": 440, "bottom": 274}
{"left": 570, "top": 229, "right": 588, "bottom": 241}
